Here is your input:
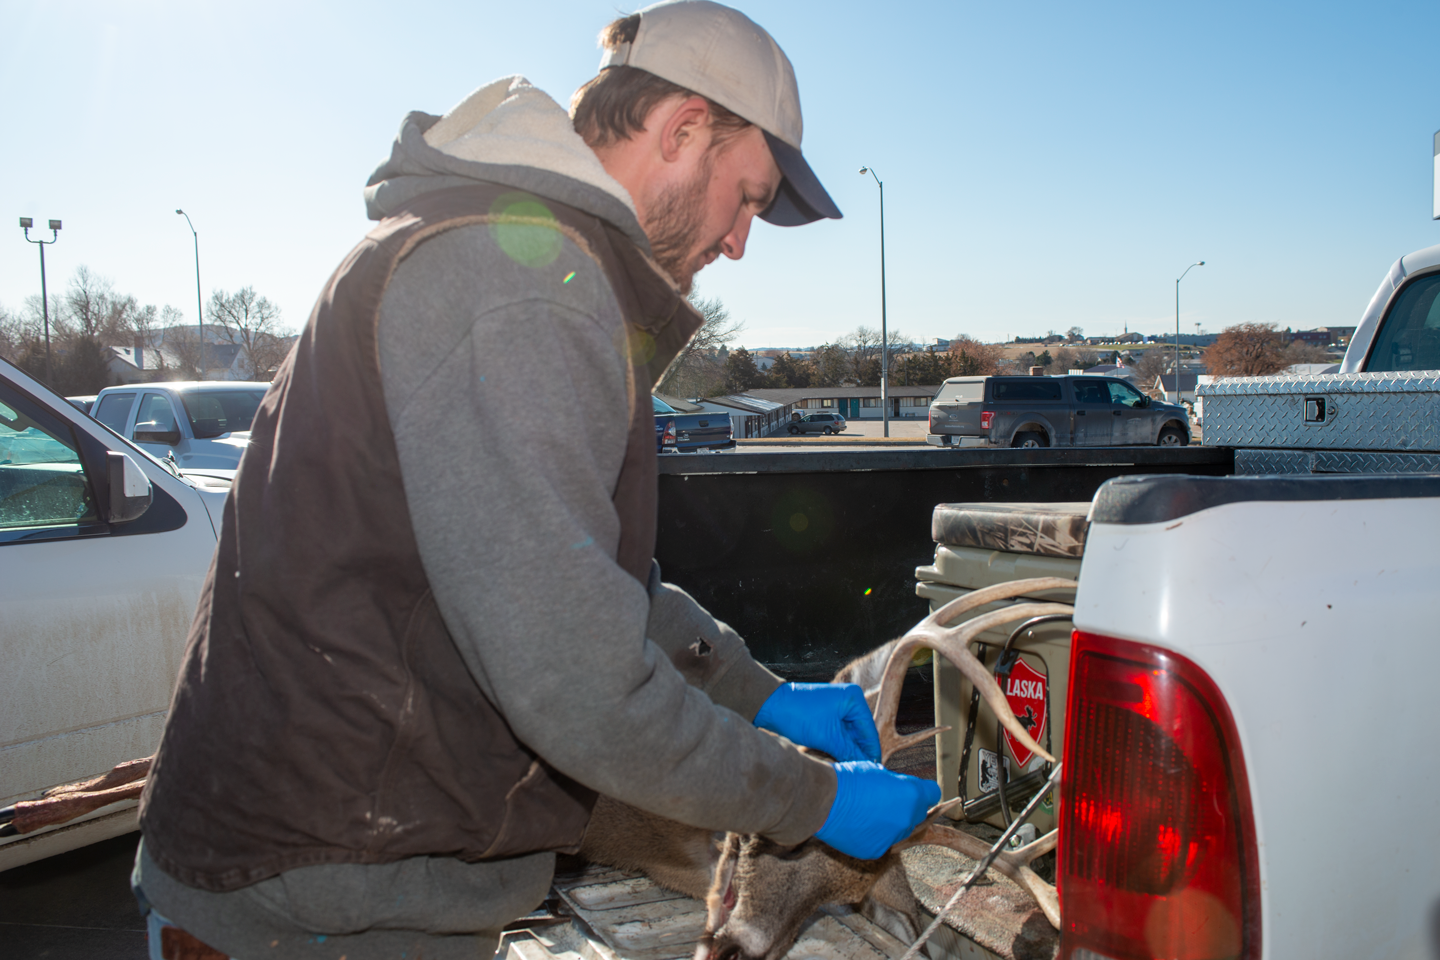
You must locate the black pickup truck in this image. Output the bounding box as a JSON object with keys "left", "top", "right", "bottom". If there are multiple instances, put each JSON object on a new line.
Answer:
{"left": 925, "top": 374, "right": 1191, "bottom": 449}
{"left": 652, "top": 396, "right": 735, "bottom": 454}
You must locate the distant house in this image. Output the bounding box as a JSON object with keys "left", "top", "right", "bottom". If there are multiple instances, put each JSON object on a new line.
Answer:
{"left": 1153, "top": 373, "right": 1200, "bottom": 404}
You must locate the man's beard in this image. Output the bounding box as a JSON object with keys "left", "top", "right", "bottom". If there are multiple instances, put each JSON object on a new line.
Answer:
{"left": 645, "top": 155, "right": 721, "bottom": 295}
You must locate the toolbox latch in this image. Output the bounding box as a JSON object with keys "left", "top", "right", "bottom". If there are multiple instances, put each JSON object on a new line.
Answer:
{"left": 1303, "top": 396, "right": 1329, "bottom": 424}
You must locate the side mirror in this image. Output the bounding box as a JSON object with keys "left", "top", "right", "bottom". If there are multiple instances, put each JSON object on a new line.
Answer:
{"left": 1139, "top": 395, "right": 1151, "bottom": 407}
{"left": 106, "top": 451, "right": 152, "bottom": 524}
{"left": 134, "top": 426, "right": 181, "bottom": 445}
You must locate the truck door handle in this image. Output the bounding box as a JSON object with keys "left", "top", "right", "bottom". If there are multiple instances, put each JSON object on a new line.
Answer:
{"left": 1076, "top": 410, "right": 1086, "bottom": 416}
{"left": 1112, "top": 410, "right": 1122, "bottom": 416}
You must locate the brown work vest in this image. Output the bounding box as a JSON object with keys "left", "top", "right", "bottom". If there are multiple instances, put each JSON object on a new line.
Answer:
{"left": 139, "top": 184, "right": 702, "bottom": 892}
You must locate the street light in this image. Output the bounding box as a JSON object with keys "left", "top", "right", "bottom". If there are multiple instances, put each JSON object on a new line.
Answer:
{"left": 176, "top": 209, "right": 205, "bottom": 379}
{"left": 858, "top": 166, "right": 889, "bottom": 436}
{"left": 19, "top": 217, "right": 62, "bottom": 382}
{"left": 1175, "top": 261, "right": 1205, "bottom": 403}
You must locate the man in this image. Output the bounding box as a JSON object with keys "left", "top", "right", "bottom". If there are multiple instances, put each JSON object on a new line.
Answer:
{"left": 134, "top": 3, "right": 940, "bottom": 958}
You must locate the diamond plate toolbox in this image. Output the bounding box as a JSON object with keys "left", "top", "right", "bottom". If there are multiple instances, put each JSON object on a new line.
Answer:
{"left": 1199, "top": 371, "right": 1440, "bottom": 451}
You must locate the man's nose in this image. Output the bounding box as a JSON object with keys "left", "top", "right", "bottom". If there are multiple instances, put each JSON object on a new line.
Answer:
{"left": 721, "top": 210, "right": 755, "bottom": 260}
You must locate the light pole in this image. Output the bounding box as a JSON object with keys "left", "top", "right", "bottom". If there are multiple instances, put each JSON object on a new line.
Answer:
{"left": 19, "top": 217, "right": 62, "bottom": 383}
{"left": 859, "top": 166, "right": 888, "bottom": 436}
{"left": 1175, "top": 261, "right": 1204, "bottom": 403}
{"left": 176, "top": 209, "right": 205, "bottom": 379}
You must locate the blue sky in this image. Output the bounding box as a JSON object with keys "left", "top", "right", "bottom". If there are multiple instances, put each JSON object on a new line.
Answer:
{"left": 4, "top": 0, "right": 1438, "bottom": 350}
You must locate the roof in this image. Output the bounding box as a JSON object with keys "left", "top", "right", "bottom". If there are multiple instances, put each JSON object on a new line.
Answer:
{"left": 653, "top": 392, "right": 704, "bottom": 413}
{"left": 1155, "top": 373, "right": 1200, "bottom": 391}
{"left": 704, "top": 394, "right": 787, "bottom": 414}
{"left": 741, "top": 385, "right": 941, "bottom": 403}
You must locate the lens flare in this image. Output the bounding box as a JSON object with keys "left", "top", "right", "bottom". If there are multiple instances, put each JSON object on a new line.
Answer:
{"left": 488, "top": 191, "right": 562, "bottom": 268}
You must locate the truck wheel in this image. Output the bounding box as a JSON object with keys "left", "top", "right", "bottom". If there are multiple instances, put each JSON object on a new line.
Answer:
{"left": 1157, "top": 426, "right": 1188, "bottom": 447}
{"left": 787, "top": 424, "right": 800, "bottom": 435}
{"left": 1011, "top": 431, "right": 1048, "bottom": 449}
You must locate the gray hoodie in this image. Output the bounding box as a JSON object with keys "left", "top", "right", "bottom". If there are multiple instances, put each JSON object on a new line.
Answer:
{"left": 136, "top": 77, "right": 836, "bottom": 960}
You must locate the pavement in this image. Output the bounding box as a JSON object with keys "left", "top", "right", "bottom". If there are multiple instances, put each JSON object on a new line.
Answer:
{"left": 0, "top": 832, "right": 148, "bottom": 959}
{"left": 740, "top": 417, "right": 930, "bottom": 447}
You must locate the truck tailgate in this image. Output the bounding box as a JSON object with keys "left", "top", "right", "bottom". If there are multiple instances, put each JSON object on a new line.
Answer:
{"left": 502, "top": 864, "right": 910, "bottom": 960}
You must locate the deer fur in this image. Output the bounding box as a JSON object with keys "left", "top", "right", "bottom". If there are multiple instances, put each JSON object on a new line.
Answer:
{"left": 580, "top": 579, "right": 1074, "bottom": 960}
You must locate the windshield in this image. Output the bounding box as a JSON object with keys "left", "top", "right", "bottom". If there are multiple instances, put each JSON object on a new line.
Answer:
{"left": 180, "top": 388, "right": 268, "bottom": 438}
{"left": 651, "top": 396, "right": 677, "bottom": 415}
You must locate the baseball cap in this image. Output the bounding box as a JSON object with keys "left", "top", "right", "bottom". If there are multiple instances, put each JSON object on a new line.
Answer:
{"left": 598, "top": 0, "right": 842, "bottom": 226}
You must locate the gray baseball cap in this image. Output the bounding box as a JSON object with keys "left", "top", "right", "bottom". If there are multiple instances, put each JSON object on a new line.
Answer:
{"left": 598, "top": 0, "right": 842, "bottom": 226}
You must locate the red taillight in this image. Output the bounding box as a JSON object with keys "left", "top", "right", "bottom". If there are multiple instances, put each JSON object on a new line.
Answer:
{"left": 1059, "top": 631, "right": 1259, "bottom": 960}
{"left": 980, "top": 411, "right": 994, "bottom": 430}
{"left": 662, "top": 420, "right": 676, "bottom": 447}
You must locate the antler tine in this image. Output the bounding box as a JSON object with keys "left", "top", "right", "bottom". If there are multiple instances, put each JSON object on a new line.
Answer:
{"left": 1008, "top": 828, "right": 1057, "bottom": 865}
{"left": 873, "top": 602, "right": 1071, "bottom": 766}
{"left": 928, "top": 578, "right": 1077, "bottom": 629}
{"left": 909, "top": 822, "right": 1061, "bottom": 929}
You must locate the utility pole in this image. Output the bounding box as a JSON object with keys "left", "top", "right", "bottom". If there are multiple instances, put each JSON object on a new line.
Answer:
{"left": 859, "top": 166, "right": 889, "bottom": 436}
{"left": 19, "top": 217, "right": 62, "bottom": 383}
{"left": 1175, "top": 261, "right": 1205, "bottom": 403}
{"left": 176, "top": 210, "right": 205, "bottom": 379}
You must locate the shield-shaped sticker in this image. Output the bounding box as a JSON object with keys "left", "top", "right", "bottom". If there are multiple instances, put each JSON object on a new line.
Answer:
{"left": 1000, "top": 658, "right": 1047, "bottom": 767}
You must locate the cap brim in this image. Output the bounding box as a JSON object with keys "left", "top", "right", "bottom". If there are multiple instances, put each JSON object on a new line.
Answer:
{"left": 760, "top": 131, "right": 842, "bottom": 226}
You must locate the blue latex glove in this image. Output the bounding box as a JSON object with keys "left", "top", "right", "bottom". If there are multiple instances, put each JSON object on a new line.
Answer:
{"left": 815, "top": 761, "right": 942, "bottom": 860}
{"left": 753, "top": 682, "right": 882, "bottom": 762}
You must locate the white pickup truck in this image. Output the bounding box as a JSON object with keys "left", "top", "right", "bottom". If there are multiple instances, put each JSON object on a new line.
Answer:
{"left": 1053, "top": 242, "right": 1440, "bottom": 960}
{"left": 0, "top": 359, "right": 230, "bottom": 871}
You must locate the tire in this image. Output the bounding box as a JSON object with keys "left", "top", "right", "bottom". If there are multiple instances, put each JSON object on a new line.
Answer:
{"left": 787, "top": 424, "right": 800, "bottom": 435}
{"left": 1011, "top": 431, "right": 1048, "bottom": 449}
{"left": 822, "top": 426, "right": 833, "bottom": 435}
{"left": 1157, "top": 425, "right": 1188, "bottom": 447}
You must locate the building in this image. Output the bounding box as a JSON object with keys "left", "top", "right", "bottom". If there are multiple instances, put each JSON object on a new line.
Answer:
{"left": 699, "top": 385, "right": 941, "bottom": 437}
{"left": 1152, "top": 373, "right": 1200, "bottom": 404}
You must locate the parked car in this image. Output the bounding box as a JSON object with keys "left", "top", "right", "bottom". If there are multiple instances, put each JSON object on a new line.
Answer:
{"left": 0, "top": 358, "right": 230, "bottom": 871}
{"left": 787, "top": 412, "right": 847, "bottom": 435}
{"left": 90, "top": 381, "right": 269, "bottom": 470}
{"left": 926, "top": 374, "right": 1190, "bottom": 448}
{"left": 652, "top": 396, "right": 734, "bottom": 453}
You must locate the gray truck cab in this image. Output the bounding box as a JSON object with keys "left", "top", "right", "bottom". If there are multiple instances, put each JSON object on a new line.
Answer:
{"left": 927, "top": 375, "right": 1190, "bottom": 448}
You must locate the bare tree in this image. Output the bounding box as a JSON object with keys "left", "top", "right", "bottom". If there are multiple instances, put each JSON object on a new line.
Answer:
{"left": 809, "top": 342, "right": 851, "bottom": 387}
{"left": 843, "top": 326, "right": 883, "bottom": 384}
{"left": 1052, "top": 344, "right": 1104, "bottom": 373}
{"left": 1281, "top": 340, "right": 1335, "bottom": 365}
{"left": 207, "top": 287, "right": 290, "bottom": 379}
{"left": 1204, "top": 323, "right": 1288, "bottom": 376}
{"left": 64, "top": 266, "right": 143, "bottom": 342}
{"left": 657, "top": 291, "right": 745, "bottom": 398}
{"left": 1131, "top": 347, "right": 1171, "bottom": 390}
{"left": 1066, "top": 325, "right": 1084, "bottom": 341}
{"left": 164, "top": 324, "right": 206, "bottom": 380}
{"left": 947, "top": 335, "right": 1006, "bottom": 375}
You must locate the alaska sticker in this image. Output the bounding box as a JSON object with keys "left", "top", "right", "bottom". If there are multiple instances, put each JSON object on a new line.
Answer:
{"left": 1001, "top": 658, "right": 1047, "bottom": 767}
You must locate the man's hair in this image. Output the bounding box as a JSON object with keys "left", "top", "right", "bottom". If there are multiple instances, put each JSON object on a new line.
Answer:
{"left": 571, "top": 14, "right": 753, "bottom": 149}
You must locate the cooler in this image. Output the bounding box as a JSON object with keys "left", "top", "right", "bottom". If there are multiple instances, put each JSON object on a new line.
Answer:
{"left": 913, "top": 501, "right": 1090, "bottom": 835}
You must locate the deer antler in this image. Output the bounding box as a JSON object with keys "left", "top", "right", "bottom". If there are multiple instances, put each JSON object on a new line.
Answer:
{"left": 904, "top": 823, "right": 1061, "bottom": 929}
{"left": 870, "top": 578, "right": 1075, "bottom": 764}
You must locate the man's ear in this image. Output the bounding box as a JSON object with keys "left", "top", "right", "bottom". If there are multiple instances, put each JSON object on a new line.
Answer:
{"left": 658, "top": 95, "right": 713, "bottom": 163}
